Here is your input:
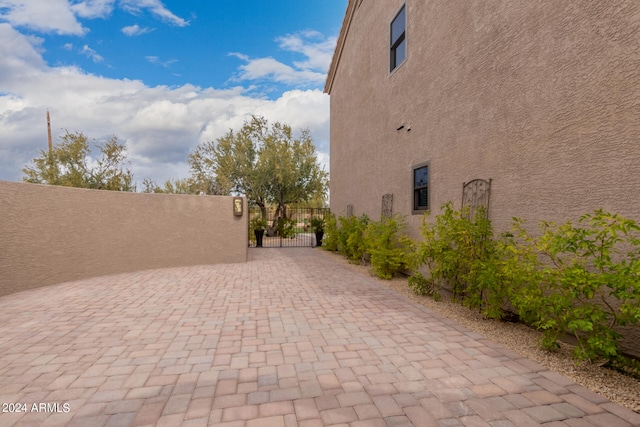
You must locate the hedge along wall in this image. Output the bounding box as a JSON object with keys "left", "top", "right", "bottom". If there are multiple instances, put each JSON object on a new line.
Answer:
{"left": 0, "top": 181, "right": 248, "bottom": 297}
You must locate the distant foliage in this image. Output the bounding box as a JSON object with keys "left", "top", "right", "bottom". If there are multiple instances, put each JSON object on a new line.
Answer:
{"left": 189, "top": 115, "right": 328, "bottom": 232}
{"left": 22, "top": 130, "right": 134, "bottom": 191}
{"left": 140, "top": 177, "right": 223, "bottom": 195}
{"left": 278, "top": 218, "right": 297, "bottom": 238}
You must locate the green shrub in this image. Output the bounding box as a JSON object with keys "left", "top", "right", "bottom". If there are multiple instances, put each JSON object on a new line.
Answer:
{"left": 415, "top": 203, "right": 466, "bottom": 299}
{"left": 408, "top": 271, "right": 440, "bottom": 300}
{"left": 249, "top": 215, "right": 267, "bottom": 244}
{"left": 414, "top": 202, "right": 506, "bottom": 317}
{"left": 364, "top": 214, "right": 414, "bottom": 279}
{"left": 503, "top": 210, "right": 640, "bottom": 361}
{"left": 322, "top": 213, "right": 339, "bottom": 251}
{"left": 610, "top": 356, "right": 640, "bottom": 380}
{"left": 278, "top": 217, "right": 297, "bottom": 238}
{"left": 325, "top": 203, "right": 640, "bottom": 365}
{"left": 310, "top": 217, "right": 325, "bottom": 232}
{"left": 338, "top": 214, "right": 370, "bottom": 263}
{"left": 336, "top": 215, "right": 353, "bottom": 257}
{"left": 250, "top": 215, "right": 267, "bottom": 230}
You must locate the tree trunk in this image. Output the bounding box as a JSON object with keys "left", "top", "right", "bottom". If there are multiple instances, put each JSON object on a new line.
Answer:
{"left": 270, "top": 205, "right": 283, "bottom": 237}
{"left": 257, "top": 202, "right": 267, "bottom": 222}
{"left": 268, "top": 204, "right": 290, "bottom": 237}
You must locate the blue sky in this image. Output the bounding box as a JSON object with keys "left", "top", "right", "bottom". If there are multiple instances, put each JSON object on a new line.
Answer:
{"left": 0, "top": 0, "right": 347, "bottom": 185}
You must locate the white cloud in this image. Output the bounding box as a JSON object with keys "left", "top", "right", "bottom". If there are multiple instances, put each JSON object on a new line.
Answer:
{"left": 119, "top": 0, "right": 188, "bottom": 27}
{"left": 81, "top": 44, "right": 104, "bottom": 62}
{"left": 0, "top": 23, "right": 47, "bottom": 74}
{"left": 70, "top": 0, "right": 115, "bottom": 19}
{"left": 0, "top": 26, "right": 330, "bottom": 186}
{"left": 230, "top": 31, "right": 336, "bottom": 87}
{"left": 0, "top": 0, "right": 86, "bottom": 35}
{"left": 277, "top": 32, "right": 336, "bottom": 72}
{"left": 231, "top": 56, "right": 326, "bottom": 86}
{"left": 0, "top": 0, "right": 185, "bottom": 36}
{"left": 145, "top": 56, "right": 177, "bottom": 68}
{"left": 121, "top": 24, "right": 154, "bottom": 36}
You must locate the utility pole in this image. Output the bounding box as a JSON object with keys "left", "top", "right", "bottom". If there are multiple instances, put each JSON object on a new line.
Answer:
{"left": 46, "top": 110, "right": 53, "bottom": 154}
{"left": 46, "top": 110, "right": 55, "bottom": 183}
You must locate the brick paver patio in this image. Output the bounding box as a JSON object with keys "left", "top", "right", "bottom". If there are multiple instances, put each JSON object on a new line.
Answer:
{"left": 0, "top": 248, "right": 638, "bottom": 426}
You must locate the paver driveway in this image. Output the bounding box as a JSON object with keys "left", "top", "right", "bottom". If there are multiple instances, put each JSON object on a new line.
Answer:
{"left": 0, "top": 248, "right": 638, "bottom": 427}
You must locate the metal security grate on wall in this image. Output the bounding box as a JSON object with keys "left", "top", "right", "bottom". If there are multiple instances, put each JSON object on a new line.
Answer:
{"left": 462, "top": 179, "right": 492, "bottom": 219}
{"left": 381, "top": 193, "right": 393, "bottom": 219}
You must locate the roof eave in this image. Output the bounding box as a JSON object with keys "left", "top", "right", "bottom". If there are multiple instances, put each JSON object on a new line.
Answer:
{"left": 324, "top": 1, "right": 358, "bottom": 94}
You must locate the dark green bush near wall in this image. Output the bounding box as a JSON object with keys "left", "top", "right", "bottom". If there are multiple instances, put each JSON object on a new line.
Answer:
{"left": 413, "top": 203, "right": 640, "bottom": 363}
{"left": 408, "top": 271, "right": 441, "bottom": 300}
{"left": 323, "top": 203, "right": 640, "bottom": 364}
{"left": 323, "top": 212, "right": 413, "bottom": 279}
{"left": 501, "top": 210, "right": 640, "bottom": 362}
{"left": 413, "top": 202, "right": 507, "bottom": 318}
{"left": 363, "top": 214, "right": 415, "bottom": 279}
{"left": 322, "top": 213, "right": 339, "bottom": 252}
{"left": 337, "top": 214, "right": 370, "bottom": 264}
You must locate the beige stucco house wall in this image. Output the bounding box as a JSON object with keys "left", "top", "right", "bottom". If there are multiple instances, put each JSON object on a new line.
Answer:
{"left": 325, "top": 1, "right": 640, "bottom": 355}
{"left": 0, "top": 181, "right": 248, "bottom": 297}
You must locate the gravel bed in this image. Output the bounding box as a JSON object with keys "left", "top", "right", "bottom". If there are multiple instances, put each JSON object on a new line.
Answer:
{"left": 320, "top": 250, "right": 640, "bottom": 413}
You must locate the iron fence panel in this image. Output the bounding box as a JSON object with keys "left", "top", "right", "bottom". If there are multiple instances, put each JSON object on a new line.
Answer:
{"left": 249, "top": 207, "right": 330, "bottom": 248}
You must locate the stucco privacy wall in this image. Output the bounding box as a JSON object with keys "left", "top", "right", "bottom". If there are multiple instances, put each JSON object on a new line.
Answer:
{"left": 0, "top": 181, "right": 247, "bottom": 297}
{"left": 327, "top": 0, "right": 640, "bottom": 229}
{"left": 326, "top": 2, "right": 640, "bottom": 356}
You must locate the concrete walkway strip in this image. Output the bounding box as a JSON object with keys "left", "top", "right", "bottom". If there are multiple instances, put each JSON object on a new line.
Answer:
{"left": 0, "top": 248, "right": 638, "bottom": 426}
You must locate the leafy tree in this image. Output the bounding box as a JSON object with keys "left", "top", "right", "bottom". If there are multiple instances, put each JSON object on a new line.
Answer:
{"left": 190, "top": 116, "right": 269, "bottom": 216}
{"left": 189, "top": 116, "right": 328, "bottom": 233}
{"left": 141, "top": 177, "right": 163, "bottom": 193}
{"left": 259, "top": 121, "right": 328, "bottom": 221}
{"left": 141, "top": 177, "right": 223, "bottom": 195}
{"left": 22, "top": 130, "right": 134, "bottom": 191}
{"left": 161, "top": 178, "right": 196, "bottom": 194}
{"left": 290, "top": 192, "right": 329, "bottom": 209}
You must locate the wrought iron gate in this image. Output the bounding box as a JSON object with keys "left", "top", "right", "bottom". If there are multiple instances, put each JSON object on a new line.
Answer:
{"left": 249, "top": 207, "right": 330, "bottom": 248}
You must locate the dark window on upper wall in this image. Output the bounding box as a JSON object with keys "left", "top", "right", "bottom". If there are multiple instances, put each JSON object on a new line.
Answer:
{"left": 390, "top": 4, "right": 406, "bottom": 72}
{"left": 413, "top": 163, "right": 429, "bottom": 213}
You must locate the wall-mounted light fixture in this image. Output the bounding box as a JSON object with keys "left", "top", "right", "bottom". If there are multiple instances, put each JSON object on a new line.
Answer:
{"left": 233, "top": 197, "right": 243, "bottom": 216}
